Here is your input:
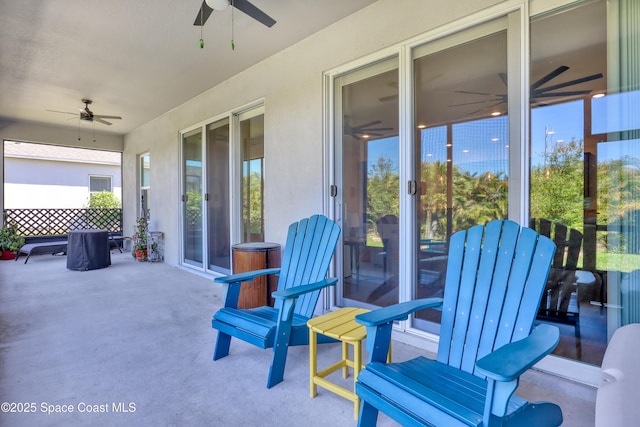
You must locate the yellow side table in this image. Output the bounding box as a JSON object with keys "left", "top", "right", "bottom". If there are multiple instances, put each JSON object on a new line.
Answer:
{"left": 308, "top": 307, "right": 391, "bottom": 419}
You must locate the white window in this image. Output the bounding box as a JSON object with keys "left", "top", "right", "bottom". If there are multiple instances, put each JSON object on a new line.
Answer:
{"left": 140, "top": 154, "right": 150, "bottom": 217}
{"left": 89, "top": 175, "right": 112, "bottom": 193}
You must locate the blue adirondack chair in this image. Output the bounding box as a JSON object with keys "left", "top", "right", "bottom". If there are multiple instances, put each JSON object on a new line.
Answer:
{"left": 355, "top": 220, "right": 563, "bottom": 427}
{"left": 212, "top": 214, "right": 341, "bottom": 388}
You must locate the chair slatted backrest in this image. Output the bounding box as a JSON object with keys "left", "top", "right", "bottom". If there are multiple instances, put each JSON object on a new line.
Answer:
{"left": 437, "top": 220, "right": 555, "bottom": 376}
{"left": 274, "top": 214, "right": 341, "bottom": 318}
{"left": 533, "top": 218, "right": 583, "bottom": 270}
{"left": 531, "top": 218, "right": 583, "bottom": 314}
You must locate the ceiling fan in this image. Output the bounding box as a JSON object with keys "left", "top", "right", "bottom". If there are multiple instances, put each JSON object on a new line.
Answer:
{"left": 344, "top": 119, "right": 394, "bottom": 140}
{"left": 450, "top": 65, "right": 603, "bottom": 114}
{"left": 48, "top": 99, "right": 122, "bottom": 126}
{"left": 194, "top": 0, "right": 276, "bottom": 28}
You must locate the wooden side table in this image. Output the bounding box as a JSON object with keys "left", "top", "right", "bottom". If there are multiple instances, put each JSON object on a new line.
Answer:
{"left": 308, "top": 307, "right": 391, "bottom": 420}
{"left": 231, "top": 242, "right": 281, "bottom": 308}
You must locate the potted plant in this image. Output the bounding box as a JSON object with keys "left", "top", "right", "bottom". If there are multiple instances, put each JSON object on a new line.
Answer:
{"left": 132, "top": 214, "right": 149, "bottom": 262}
{"left": 0, "top": 220, "right": 25, "bottom": 260}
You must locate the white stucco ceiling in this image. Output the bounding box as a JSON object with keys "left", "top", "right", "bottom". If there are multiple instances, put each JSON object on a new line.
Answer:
{"left": 0, "top": 0, "right": 377, "bottom": 136}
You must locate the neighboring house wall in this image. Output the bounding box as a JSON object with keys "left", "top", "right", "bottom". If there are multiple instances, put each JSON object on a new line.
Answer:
{"left": 3, "top": 142, "right": 122, "bottom": 209}
{"left": 0, "top": 121, "right": 124, "bottom": 208}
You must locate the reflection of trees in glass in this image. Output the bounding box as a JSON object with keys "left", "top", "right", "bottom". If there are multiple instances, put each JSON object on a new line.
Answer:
{"left": 243, "top": 170, "right": 263, "bottom": 236}
{"left": 368, "top": 154, "right": 508, "bottom": 242}
{"left": 530, "top": 138, "right": 583, "bottom": 230}
{"left": 530, "top": 138, "right": 640, "bottom": 266}
{"left": 419, "top": 162, "right": 507, "bottom": 239}
{"left": 597, "top": 155, "right": 640, "bottom": 253}
{"left": 420, "top": 161, "right": 447, "bottom": 239}
{"left": 453, "top": 170, "right": 508, "bottom": 231}
{"left": 367, "top": 156, "right": 399, "bottom": 236}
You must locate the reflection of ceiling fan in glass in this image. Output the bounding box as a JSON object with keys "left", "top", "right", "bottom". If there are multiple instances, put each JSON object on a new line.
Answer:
{"left": 344, "top": 118, "right": 393, "bottom": 140}
{"left": 451, "top": 65, "right": 603, "bottom": 115}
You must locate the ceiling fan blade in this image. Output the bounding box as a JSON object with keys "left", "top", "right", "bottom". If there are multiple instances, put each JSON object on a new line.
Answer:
{"left": 379, "top": 94, "right": 398, "bottom": 102}
{"left": 455, "top": 90, "right": 500, "bottom": 97}
{"left": 531, "top": 101, "right": 549, "bottom": 107}
{"left": 535, "top": 73, "right": 604, "bottom": 94}
{"left": 93, "top": 115, "right": 122, "bottom": 120}
{"left": 233, "top": 0, "right": 276, "bottom": 27}
{"left": 353, "top": 120, "right": 382, "bottom": 129}
{"left": 193, "top": 0, "right": 214, "bottom": 26}
{"left": 535, "top": 90, "right": 593, "bottom": 98}
{"left": 448, "top": 100, "right": 494, "bottom": 107}
{"left": 93, "top": 118, "right": 113, "bottom": 126}
{"left": 467, "top": 100, "right": 503, "bottom": 116}
{"left": 530, "top": 65, "right": 569, "bottom": 91}
{"left": 47, "top": 109, "right": 77, "bottom": 115}
{"left": 361, "top": 127, "right": 393, "bottom": 132}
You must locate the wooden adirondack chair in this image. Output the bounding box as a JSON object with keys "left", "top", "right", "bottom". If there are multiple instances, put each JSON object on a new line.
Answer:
{"left": 212, "top": 214, "right": 341, "bottom": 388}
{"left": 355, "top": 220, "right": 563, "bottom": 427}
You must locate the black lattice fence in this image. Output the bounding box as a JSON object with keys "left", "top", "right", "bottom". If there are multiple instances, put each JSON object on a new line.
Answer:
{"left": 3, "top": 209, "right": 122, "bottom": 237}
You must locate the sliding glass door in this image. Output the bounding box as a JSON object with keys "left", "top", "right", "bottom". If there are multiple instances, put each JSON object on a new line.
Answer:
{"left": 181, "top": 105, "right": 265, "bottom": 272}
{"left": 335, "top": 57, "right": 400, "bottom": 308}
{"left": 412, "top": 19, "right": 510, "bottom": 331}
{"left": 528, "top": 0, "right": 640, "bottom": 367}
{"left": 329, "top": 0, "right": 640, "bottom": 380}
{"left": 239, "top": 109, "right": 265, "bottom": 242}
{"left": 206, "top": 119, "right": 231, "bottom": 273}
{"left": 182, "top": 128, "right": 203, "bottom": 267}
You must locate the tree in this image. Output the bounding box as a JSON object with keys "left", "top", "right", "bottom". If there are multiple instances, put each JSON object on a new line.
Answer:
{"left": 243, "top": 170, "right": 263, "bottom": 238}
{"left": 530, "top": 138, "right": 584, "bottom": 230}
{"left": 367, "top": 156, "right": 399, "bottom": 234}
{"left": 419, "top": 161, "right": 447, "bottom": 239}
{"left": 86, "top": 190, "right": 121, "bottom": 209}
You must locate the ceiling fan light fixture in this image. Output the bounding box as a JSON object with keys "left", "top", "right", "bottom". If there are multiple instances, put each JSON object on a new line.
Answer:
{"left": 206, "top": 0, "right": 229, "bottom": 10}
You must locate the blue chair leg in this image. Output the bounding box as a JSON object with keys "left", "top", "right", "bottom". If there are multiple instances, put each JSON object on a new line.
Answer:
{"left": 266, "top": 343, "right": 289, "bottom": 388}
{"left": 213, "top": 331, "right": 232, "bottom": 360}
{"left": 508, "top": 402, "right": 563, "bottom": 427}
{"left": 357, "top": 401, "right": 379, "bottom": 427}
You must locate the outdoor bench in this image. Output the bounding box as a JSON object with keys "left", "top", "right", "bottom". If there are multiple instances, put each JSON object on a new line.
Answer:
{"left": 15, "top": 232, "right": 123, "bottom": 264}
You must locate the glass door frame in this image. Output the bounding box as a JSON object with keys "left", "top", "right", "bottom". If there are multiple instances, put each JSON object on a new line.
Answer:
{"left": 325, "top": 3, "right": 526, "bottom": 320}
{"left": 325, "top": 0, "right": 601, "bottom": 385}
{"left": 179, "top": 101, "right": 265, "bottom": 274}
{"left": 331, "top": 55, "right": 402, "bottom": 310}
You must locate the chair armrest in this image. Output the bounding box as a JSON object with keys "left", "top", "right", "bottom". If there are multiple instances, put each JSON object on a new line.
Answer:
{"left": 214, "top": 268, "right": 281, "bottom": 284}
{"left": 356, "top": 298, "right": 442, "bottom": 364}
{"left": 272, "top": 278, "right": 338, "bottom": 300}
{"left": 355, "top": 298, "right": 443, "bottom": 326}
{"left": 475, "top": 323, "right": 560, "bottom": 382}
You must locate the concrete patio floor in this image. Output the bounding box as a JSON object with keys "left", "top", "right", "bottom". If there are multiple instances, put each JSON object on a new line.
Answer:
{"left": 0, "top": 251, "right": 597, "bottom": 426}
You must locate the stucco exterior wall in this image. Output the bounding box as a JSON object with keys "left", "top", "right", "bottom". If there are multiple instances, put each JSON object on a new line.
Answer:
{"left": 123, "top": 0, "right": 501, "bottom": 266}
